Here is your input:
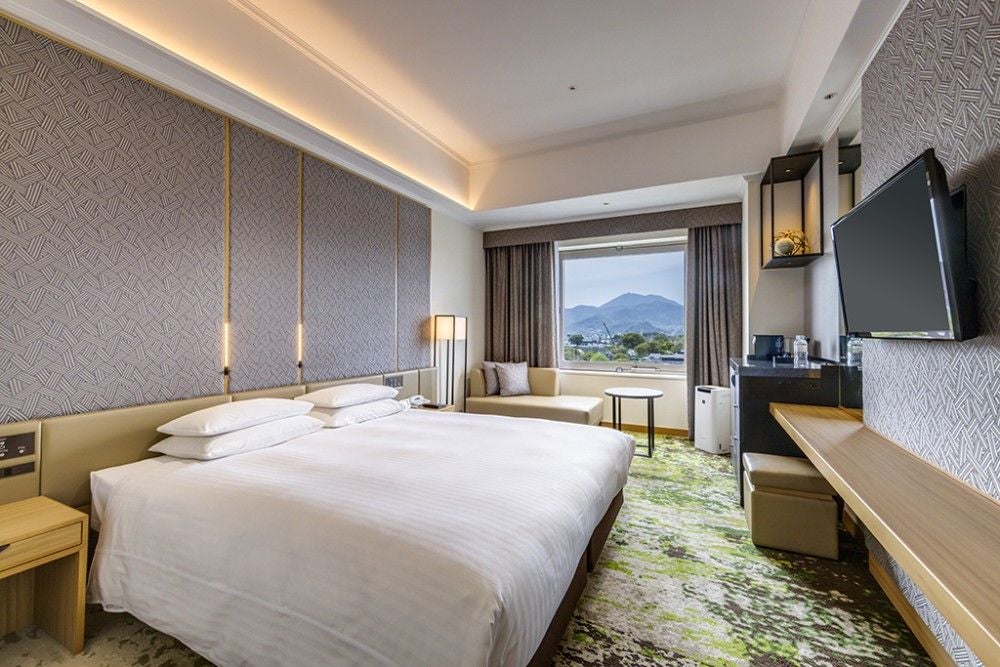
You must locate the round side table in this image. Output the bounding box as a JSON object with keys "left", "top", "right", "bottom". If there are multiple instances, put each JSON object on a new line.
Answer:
{"left": 604, "top": 387, "right": 663, "bottom": 457}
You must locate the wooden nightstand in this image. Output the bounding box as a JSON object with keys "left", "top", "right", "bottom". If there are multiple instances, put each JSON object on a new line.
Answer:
{"left": 416, "top": 404, "right": 456, "bottom": 412}
{"left": 0, "top": 496, "right": 88, "bottom": 654}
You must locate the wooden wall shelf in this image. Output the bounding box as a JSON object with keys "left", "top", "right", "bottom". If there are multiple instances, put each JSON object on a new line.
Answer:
{"left": 770, "top": 403, "right": 1000, "bottom": 664}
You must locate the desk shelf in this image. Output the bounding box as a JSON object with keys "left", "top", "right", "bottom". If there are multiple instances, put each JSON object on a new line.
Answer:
{"left": 770, "top": 403, "right": 1000, "bottom": 663}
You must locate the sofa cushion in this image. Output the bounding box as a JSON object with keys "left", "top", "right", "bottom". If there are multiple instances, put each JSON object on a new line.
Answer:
{"left": 466, "top": 394, "right": 602, "bottom": 425}
{"left": 481, "top": 362, "right": 500, "bottom": 395}
{"left": 496, "top": 362, "right": 530, "bottom": 396}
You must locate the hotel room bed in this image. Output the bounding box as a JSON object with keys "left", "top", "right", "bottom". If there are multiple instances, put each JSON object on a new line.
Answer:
{"left": 88, "top": 409, "right": 633, "bottom": 667}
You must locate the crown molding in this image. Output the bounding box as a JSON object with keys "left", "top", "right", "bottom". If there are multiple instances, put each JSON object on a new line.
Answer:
{"left": 0, "top": 0, "right": 474, "bottom": 221}
{"left": 818, "top": 0, "right": 909, "bottom": 144}
{"left": 226, "top": 0, "right": 470, "bottom": 168}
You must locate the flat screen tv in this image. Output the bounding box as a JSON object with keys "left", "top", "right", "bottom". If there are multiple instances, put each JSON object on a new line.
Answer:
{"left": 832, "top": 148, "right": 977, "bottom": 341}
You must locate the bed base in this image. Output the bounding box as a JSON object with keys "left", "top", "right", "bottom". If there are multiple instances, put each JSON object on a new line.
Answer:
{"left": 528, "top": 488, "right": 624, "bottom": 666}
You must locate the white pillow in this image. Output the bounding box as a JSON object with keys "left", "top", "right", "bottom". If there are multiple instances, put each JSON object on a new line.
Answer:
{"left": 157, "top": 398, "right": 314, "bottom": 436}
{"left": 309, "top": 398, "right": 405, "bottom": 428}
{"left": 296, "top": 383, "right": 398, "bottom": 409}
{"left": 150, "top": 415, "right": 323, "bottom": 460}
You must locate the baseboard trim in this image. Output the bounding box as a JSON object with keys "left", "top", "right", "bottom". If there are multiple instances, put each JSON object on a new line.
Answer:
{"left": 600, "top": 422, "right": 688, "bottom": 438}
{"left": 868, "top": 556, "right": 956, "bottom": 667}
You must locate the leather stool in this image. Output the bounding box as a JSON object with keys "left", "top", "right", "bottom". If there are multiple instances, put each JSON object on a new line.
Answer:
{"left": 742, "top": 452, "right": 839, "bottom": 559}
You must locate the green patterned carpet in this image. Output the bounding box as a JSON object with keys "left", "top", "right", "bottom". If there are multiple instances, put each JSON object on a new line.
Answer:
{"left": 0, "top": 434, "right": 929, "bottom": 666}
{"left": 553, "top": 435, "right": 931, "bottom": 666}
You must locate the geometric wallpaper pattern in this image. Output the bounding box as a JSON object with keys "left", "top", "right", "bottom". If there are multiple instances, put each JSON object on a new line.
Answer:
{"left": 861, "top": 1, "right": 1000, "bottom": 664}
{"left": 228, "top": 122, "right": 300, "bottom": 392}
{"left": 302, "top": 155, "right": 398, "bottom": 382}
{"left": 0, "top": 18, "right": 224, "bottom": 421}
{"left": 397, "top": 196, "right": 432, "bottom": 370}
{"left": 0, "top": 18, "right": 432, "bottom": 422}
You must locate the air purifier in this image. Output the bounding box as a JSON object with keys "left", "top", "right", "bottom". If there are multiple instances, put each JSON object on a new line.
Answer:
{"left": 694, "top": 385, "right": 731, "bottom": 454}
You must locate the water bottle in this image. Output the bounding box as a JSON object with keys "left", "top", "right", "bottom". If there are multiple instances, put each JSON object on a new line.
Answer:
{"left": 793, "top": 335, "right": 809, "bottom": 368}
{"left": 846, "top": 337, "right": 863, "bottom": 368}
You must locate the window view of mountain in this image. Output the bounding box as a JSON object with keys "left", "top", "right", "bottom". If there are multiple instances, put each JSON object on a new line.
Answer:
{"left": 563, "top": 292, "right": 685, "bottom": 365}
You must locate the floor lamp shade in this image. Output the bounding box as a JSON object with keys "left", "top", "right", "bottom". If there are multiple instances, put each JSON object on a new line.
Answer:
{"left": 433, "top": 315, "right": 468, "bottom": 407}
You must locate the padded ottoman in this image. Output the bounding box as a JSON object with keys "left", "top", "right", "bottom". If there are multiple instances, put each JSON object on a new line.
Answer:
{"left": 742, "top": 452, "right": 839, "bottom": 559}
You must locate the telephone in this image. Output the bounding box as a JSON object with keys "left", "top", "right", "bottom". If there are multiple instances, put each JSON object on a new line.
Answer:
{"left": 408, "top": 394, "right": 429, "bottom": 407}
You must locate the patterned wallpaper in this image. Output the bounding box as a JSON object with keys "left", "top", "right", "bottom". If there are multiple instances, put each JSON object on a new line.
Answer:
{"left": 861, "top": 1, "right": 999, "bottom": 664}
{"left": 0, "top": 18, "right": 224, "bottom": 421}
{"left": 0, "top": 18, "right": 432, "bottom": 422}
{"left": 302, "top": 156, "right": 397, "bottom": 382}
{"left": 397, "top": 196, "right": 432, "bottom": 370}
{"left": 228, "top": 122, "right": 300, "bottom": 392}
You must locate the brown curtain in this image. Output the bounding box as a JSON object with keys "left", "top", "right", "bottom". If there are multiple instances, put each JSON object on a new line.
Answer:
{"left": 686, "top": 224, "right": 742, "bottom": 436}
{"left": 485, "top": 242, "right": 557, "bottom": 367}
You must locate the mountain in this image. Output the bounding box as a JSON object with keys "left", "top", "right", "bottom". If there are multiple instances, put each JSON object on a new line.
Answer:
{"left": 564, "top": 292, "right": 684, "bottom": 336}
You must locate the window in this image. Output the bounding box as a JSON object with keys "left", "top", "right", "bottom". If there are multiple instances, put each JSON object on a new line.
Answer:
{"left": 559, "top": 240, "right": 686, "bottom": 372}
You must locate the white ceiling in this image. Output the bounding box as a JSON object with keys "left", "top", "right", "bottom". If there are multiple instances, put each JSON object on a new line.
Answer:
{"left": 239, "top": 0, "right": 808, "bottom": 164}
{"left": 1, "top": 0, "right": 904, "bottom": 228}
{"left": 468, "top": 175, "right": 746, "bottom": 230}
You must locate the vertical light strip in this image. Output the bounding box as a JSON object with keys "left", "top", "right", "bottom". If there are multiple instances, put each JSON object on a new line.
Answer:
{"left": 297, "top": 151, "right": 305, "bottom": 384}
{"left": 394, "top": 195, "right": 400, "bottom": 372}
{"left": 223, "top": 321, "right": 231, "bottom": 369}
{"left": 297, "top": 321, "right": 304, "bottom": 369}
{"left": 222, "top": 117, "right": 232, "bottom": 393}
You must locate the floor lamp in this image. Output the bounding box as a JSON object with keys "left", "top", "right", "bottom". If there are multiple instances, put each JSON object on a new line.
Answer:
{"left": 433, "top": 315, "right": 467, "bottom": 409}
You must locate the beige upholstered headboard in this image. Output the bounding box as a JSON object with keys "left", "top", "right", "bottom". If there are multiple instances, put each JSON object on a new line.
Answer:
{"left": 305, "top": 375, "right": 383, "bottom": 393}
{"left": 231, "top": 385, "right": 306, "bottom": 401}
{"left": 40, "top": 394, "right": 231, "bottom": 507}
{"left": 12, "top": 369, "right": 436, "bottom": 509}
{"left": 418, "top": 367, "right": 436, "bottom": 399}
{"left": 305, "top": 370, "right": 427, "bottom": 399}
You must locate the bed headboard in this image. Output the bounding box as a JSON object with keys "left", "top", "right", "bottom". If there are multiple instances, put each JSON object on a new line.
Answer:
{"left": 305, "top": 370, "right": 428, "bottom": 399}
{"left": 231, "top": 385, "right": 306, "bottom": 401}
{"left": 40, "top": 394, "right": 231, "bottom": 507}
{"left": 15, "top": 368, "right": 436, "bottom": 509}
{"left": 305, "top": 375, "right": 383, "bottom": 392}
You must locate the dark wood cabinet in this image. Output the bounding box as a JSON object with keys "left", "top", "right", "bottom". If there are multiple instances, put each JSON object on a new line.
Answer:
{"left": 729, "top": 357, "right": 840, "bottom": 504}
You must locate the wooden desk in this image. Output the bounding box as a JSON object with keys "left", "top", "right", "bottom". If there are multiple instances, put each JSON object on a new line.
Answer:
{"left": 0, "top": 496, "right": 87, "bottom": 653}
{"left": 770, "top": 403, "right": 1000, "bottom": 664}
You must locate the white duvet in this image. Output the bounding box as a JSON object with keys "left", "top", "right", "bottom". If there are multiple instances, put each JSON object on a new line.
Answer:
{"left": 89, "top": 409, "right": 633, "bottom": 667}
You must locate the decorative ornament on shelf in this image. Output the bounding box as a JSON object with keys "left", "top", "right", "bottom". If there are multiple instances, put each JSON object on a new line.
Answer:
{"left": 773, "top": 229, "right": 810, "bottom": 257}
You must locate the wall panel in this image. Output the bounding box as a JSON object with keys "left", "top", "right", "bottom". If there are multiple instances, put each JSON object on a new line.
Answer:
{"left": 0, "top": 18, "right": 224, "bottom": 421}
{"left": 0, "top": 17, "right": 432, "bottom": 422}
{"left": 302, "top": 156, "right": 396, "bottom": 381}
{"left": 397, "top": 197, "right": 432, "bottom": 369}
{"left": 228, "top": 122, "right": 300, "bottom": 391}
{"left": 861, "top": 1, "right": 1000, "bottom": 664}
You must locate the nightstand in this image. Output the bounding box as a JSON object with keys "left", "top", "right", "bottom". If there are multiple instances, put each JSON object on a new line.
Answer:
{"left": 416, "top": 404, "right": 456, "bottom": 412}
{"left": 0, "top": 496, "right": 87, "bottom": 654}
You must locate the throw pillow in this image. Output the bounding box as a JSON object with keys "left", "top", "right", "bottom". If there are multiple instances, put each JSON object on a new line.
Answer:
{"left": 482, "top": 361, "right": 501, "bottom": 396}
{"left": 496, "top": 361, "right": 531, "bottom": 396}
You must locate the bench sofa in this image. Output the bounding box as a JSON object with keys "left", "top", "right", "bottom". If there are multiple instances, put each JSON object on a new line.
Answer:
{"left": 465, "top": 367, "right": 603, "bottom": 426}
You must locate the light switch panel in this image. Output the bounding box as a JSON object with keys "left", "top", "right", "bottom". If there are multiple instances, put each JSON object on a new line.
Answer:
{"left": 0, "top": 433, "right": 34, "bottom": 461}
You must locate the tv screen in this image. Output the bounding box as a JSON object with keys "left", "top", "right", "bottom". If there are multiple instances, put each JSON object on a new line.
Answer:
{"left": 832, "top": 149, "right": 977, "bottom": 341}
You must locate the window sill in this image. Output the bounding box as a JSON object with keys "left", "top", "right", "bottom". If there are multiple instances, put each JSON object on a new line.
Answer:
{"left": 558, "top": 368, "right": 687, "bottom": 381}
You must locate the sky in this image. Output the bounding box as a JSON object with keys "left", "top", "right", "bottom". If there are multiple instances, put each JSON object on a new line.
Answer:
{"left": 562, "top": 249, "right": 685, "bottom": 308}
